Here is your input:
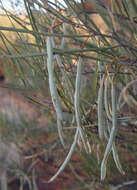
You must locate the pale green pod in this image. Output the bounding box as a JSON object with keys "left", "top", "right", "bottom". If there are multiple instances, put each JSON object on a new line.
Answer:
{"left": 46, "top": 37, "right": 65, "bottom": 148}
{"left": 111, "top": 81, "right": 117, "bottom": 129}
{"left": 48, "top": 128, "right": 79, "bottom": 183}
{"left": 98, "top": 76, "right": 105, "bottom": 139}
{"left": 104, "top": 76, "right": 112, "bottom": 121}
{"left": 51, "top": 37, "right": 73, "bottom": 104}
{"left": 60, "top": 23, "right": 67, "bottom": 49}
{"left": 101, "top": 79, "right": 117, "bottom": 180}
{"left": 112, "top": 143, "right": 125, "bottom": 175}
{"left": 74, "top": 57, "right": 88, "bottom": 153}
{"left": 106, "top": 121, "right": 125, "bottom": 175}
{"left": 101, "top": 126, "right": 116, "bottom": 180}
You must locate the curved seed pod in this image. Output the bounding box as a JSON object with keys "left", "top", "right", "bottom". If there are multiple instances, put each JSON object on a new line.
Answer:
{"left": 51, "top": 38, "right": 73, "bottom": 104}
{"left": 101, "top": 79, "right": 117, "bottom": 180}
{"left": 101, "top": 126, "right": 116, "bottom": 180}
{"left": 48, "top": 57, "right": 88, "bottom": 183}
{"left": 104, "top": 76, "right": 112, "bottom": 121}
{"left": 112, "top": 81, "right": 117, "bottom": 128}
{"left": 60, "top": 23, "right": 67, "bottom": 49}
{"left": 48, "top": 127, "right": 79, "bottom": 183}
{"left": 98, "top": 75, "right": 105, "bottom": 139}
{"left": 106, "top": 121, "right": 125, "bottom": 175}
{"left": 74, "top": 57, "right": 88, "bottom": 153}
{"left": 112, "top": 143, "right": 125, "bottom": 175}
{"left": 46, "top": 37, "right": 65, "bottom": 148}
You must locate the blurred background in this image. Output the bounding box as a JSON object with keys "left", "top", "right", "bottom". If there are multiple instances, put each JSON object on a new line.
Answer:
{"left": 0, "top": 0, "right": 137, "bottom": 189}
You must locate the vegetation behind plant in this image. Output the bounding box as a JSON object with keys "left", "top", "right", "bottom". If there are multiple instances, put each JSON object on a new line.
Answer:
{"left": 0, "top": 0, "right": 137, "bottom": 189}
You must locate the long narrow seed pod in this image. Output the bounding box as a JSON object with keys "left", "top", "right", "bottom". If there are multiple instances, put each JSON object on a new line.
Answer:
{"left": 57, "top": 54, "right": 74, "bottom": 102}
{"left": 104, "top": 76, "right": 112, "bottom": 121}
{"left": 59, "top": 23, "right": 67, "bottom": 49}
{"left": 51, "top": 38, "right": 73, "bottom": 103}
{"left": 111, "top": 80, "right": 117, "bottom": 130}
{"left": 112, "top": 143, "right": 125, "bottom": 175}
{"left": 48, "top": 127, "right": 79, "bottom": 183}
{"left": 98, "top": 75, "right": 105, "bottom": 139}
{"left": 106, "top": 121, "right": 125, "bottom": 175}
{"left": 101, "top": 126, "right": 116, "bottom": 180}
{"left": 101, "top": 79, "right": 117, "bottom": 180}
{"left": 74, "top": 57, "right": 88, "bottom": 153}
{"left": 47, "top": 58, "right": 88, "bottom": 182}
{"left": 46, "top": 37, "right": 65, "bottom": 148}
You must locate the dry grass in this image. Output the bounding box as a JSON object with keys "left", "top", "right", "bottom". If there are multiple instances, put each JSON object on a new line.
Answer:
{"left": 0, "top": 13, "right": 34, "bottom": 45}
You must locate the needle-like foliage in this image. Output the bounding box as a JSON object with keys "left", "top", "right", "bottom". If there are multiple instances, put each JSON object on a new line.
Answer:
{"left": 0, "top": 0, "right": 137, "bottom": 188}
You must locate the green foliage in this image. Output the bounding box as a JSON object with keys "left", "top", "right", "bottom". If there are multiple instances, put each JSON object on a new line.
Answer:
{"left": 0, "top": 0, "right": 137, "bottom": 189}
